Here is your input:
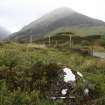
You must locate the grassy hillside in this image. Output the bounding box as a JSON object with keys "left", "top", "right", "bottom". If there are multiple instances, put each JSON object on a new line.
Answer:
{"left": 36, "top": 34, "right": 101, "bottom": 49}
{"left": 0, "top": 43, "right": 105, "bottom": 105}
{"left": 45, "top": 26, "right": 105, "bottom": 37}
{"left": 10, "top": 26, "right": 105, "bottom": 42}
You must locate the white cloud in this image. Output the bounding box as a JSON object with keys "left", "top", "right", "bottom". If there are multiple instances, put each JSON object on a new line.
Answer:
{"left": 0, "top": 0, "right": 105, "bottom": 32}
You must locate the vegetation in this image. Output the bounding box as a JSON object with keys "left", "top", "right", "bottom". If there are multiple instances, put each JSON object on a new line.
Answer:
{"left": 100, "top": 35, "right": 105, "bottom": 47}
{"left": 0, "top": 43, "right": 105, "bottom": 105}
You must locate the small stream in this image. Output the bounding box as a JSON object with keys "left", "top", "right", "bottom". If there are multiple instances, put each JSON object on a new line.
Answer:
{"left": 93, "top": 52, "right": 105, "bottom": 59}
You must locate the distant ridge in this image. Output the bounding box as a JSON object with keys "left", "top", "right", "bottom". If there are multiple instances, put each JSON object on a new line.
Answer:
{"left": 9, "top": 7, "right": 105, "bottom": 41}
{"left": 0, "top": 26, "right": 10, "bottom": 40}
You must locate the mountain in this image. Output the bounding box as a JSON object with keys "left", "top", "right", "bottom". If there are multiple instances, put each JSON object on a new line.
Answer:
{"left": 9, "top": 7, "right": 105, "bottom": 41}
{"left": 0, "top": 26, "right": 10, "bottom": 40}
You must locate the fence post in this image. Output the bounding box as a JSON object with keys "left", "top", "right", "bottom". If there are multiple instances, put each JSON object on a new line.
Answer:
{"left": 30, "top": 35, "right": 33, "bottom": 43}
{"left": 69, "top": 35, "right": 72, "bottom": 48}
{"left": 49, "top": 35, "right": 51, "bottom": 46}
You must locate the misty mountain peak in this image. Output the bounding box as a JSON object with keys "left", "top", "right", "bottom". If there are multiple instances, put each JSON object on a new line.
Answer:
{"left": 48, "top": 7, "right": 76, "bottom": 17}
{"left": 10, "top": 7, "right": 105, "bottom": 41}
{"left": 21, "top": 7, "right": 77, "bottom": 31}
{"left": 54, "top": 7, "right": 76, "bottom": 13}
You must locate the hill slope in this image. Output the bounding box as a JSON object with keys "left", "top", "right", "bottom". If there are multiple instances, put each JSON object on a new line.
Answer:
{"left": 9, "top": 7, "right": 105, "bottom": 41}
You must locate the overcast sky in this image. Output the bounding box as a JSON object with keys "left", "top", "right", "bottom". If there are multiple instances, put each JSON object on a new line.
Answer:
{"left": 0, "top": 0, "right": 105, "bottom": 33}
